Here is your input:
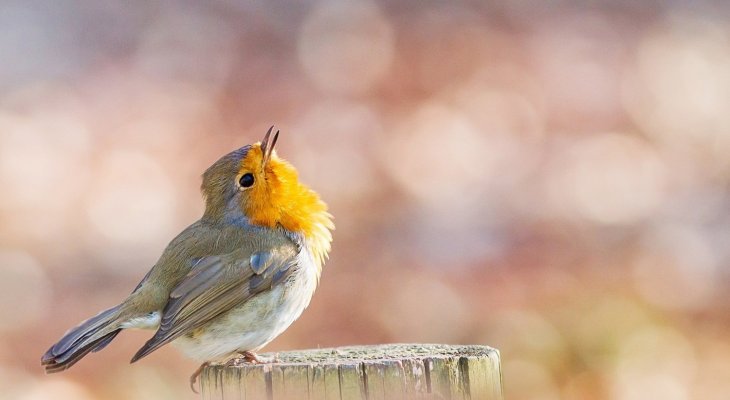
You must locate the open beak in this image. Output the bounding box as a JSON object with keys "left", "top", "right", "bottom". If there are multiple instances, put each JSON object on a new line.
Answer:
{"left": 260, "top": 125, "right": 280, "bottom": 167}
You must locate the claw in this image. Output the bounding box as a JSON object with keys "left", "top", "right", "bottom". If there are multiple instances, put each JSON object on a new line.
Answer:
{"left": 233, "top": 351, "right": 277, "bottom": 364}
{"left": 242, "top": 350, "right": 262, "bottom": 364}
{"left": 189, "top": 362, "right": 210, "bottom": 393}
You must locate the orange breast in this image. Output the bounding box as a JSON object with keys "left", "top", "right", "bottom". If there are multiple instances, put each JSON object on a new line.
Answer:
{"left": 238, "top": 144, "right": 334, "bottom": 272}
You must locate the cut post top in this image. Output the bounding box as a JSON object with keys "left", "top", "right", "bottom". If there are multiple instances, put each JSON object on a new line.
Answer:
{"left": 201, "top": 343, "right": 502, "bottom": 400}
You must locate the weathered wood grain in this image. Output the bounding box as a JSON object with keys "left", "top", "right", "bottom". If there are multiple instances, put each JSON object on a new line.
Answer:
{"left": 201, "top": 344, "right": 502, "bottom": 400}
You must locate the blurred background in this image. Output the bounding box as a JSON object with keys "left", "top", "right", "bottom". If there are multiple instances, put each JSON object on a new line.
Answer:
{"left": 1, "top": 0, "right": 729, "bottom": 399}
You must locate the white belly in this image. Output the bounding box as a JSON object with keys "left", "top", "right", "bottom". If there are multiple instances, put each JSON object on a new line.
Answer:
{"left": 170, "top": 259, "right": 318, "bottom": 362}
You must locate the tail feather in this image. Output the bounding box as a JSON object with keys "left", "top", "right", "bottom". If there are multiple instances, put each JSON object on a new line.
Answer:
{"left": 47, "top": 306, "right": 120, "bottom": 356}
{"left": 92, "top": 329, "right": 120, "bottom": 353}
{"left": 42, "top": 305, "right": 122, "bottom": 373}
{"left": 43, "top": 330, "right": 120, "bottom": 373}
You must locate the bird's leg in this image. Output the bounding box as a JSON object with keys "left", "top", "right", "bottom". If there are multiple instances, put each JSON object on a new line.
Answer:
{"left": 239, "top": 350, "right": 279, "bottom": 364}
{"left": 247, "top": 350, "right": 281, "bottom": 363}
{"left": 189, "top": 361, "right": 210, "bottom": 394}
{"left": 242, "top": 350, "right": 264, "bottom": 363}
{"left": 223, "top": 351, "right": 280, "bottom": 368}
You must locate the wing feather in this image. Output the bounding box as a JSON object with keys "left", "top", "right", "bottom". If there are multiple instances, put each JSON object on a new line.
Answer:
{"left": 130, "top": 245, "right": 298, "bottom": 362}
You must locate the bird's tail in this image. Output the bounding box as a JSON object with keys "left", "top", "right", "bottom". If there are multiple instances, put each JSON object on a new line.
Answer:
{"left": 41, "top": 305, "right": 123, "bottom": 373}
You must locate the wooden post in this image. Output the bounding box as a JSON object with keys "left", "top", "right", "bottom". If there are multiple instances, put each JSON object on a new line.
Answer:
{"left": 201, "top": 343, "right": 502, "bottom": 400}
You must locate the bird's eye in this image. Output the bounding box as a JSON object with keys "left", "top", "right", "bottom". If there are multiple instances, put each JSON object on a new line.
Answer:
{"left": 239, "top": 173, "right": 255, "bottom": 188}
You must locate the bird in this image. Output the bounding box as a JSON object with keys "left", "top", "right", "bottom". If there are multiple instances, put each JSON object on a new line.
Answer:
{"left": 41, "top": 127, "right": 334, "bottom": 391}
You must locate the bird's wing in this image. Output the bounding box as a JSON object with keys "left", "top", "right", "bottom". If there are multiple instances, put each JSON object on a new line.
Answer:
{"left": 130, "top": 244, "right": 299, "bottom": 362}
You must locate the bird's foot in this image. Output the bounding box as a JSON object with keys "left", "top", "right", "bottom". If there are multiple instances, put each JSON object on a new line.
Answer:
{"left": 189, "top": 362, "right": 211, "bottom": 394}
{"left": 227, "top": 350, "right": 278, "bottom": 366}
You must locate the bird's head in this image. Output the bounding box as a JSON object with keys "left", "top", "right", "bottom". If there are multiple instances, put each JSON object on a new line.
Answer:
{"left": 201, "top": 128, "right": 333, "bottom": 265}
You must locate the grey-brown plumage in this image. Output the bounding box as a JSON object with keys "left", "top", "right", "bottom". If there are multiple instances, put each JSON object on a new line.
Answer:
{"left": 41, "top": 306, "right": 121, "bottom": 373}
{"left": 41, "top": 129, "right": 333, "bottom": 381}
{"left": 129, "top": 226, "right": 300, "bottom": 362}
{"left": 42, "top": 196, "right": 301, "bottom": 372}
